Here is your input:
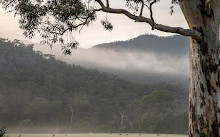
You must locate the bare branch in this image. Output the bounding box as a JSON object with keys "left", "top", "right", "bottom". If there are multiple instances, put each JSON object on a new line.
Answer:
{"left": 149, "top": 0, "right": 157, "bottom": 30}
{"left": 5, "top": 0, "right": 14, "bottom": 8}
{"left": 139, "top": 0, "right": 144, "bottom": 16}
{"left": 144, "top": 3, "right": 150, "bottom": 9}
{"left": 94, "top": 0, "right": 202, "bottom": 41}
{"left": 106, "top": 0, "right": 109, "bottom": 7}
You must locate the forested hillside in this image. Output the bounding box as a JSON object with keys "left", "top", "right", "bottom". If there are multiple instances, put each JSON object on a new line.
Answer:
{"left": 91, "top": 35, "right": 190, "bottom": 86}
{"left": 0, "top": 39, "right": 188, "bottom": 134}
{"left": 93, "top": 35, "right": 190, "bottom": 58}
{"left": 51, "top": 35, "right": 190, "bottom": 86}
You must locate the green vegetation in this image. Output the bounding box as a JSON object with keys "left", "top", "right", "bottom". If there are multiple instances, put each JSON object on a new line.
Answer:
{"left": 0, "top": 39, "right": 188, "bottom": 134}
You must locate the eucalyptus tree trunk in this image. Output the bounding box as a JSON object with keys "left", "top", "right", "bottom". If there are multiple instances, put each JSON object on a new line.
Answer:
{"left": 180, "top": 0, "right": 220, "bottom": 136}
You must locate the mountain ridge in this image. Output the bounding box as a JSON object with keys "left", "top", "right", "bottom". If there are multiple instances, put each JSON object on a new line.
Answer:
{"left": 92, "top": 34, "right": 190, "bottom": 58}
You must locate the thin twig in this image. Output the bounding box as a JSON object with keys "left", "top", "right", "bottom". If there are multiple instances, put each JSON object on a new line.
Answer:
{"left": 106, "top": 0, "right": 109, "bottom": 7}
{"left": 149, "top": 0, "right": 157, "bottom": 30}
{"left": 139, "top": 0, "right": 144, "bottom": 16}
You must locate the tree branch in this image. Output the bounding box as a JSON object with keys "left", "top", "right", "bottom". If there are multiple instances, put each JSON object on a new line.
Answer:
{"left": 149, "top": 0, "right": 157, "bottom": 30}
{"left": 94, "top": 0, "right": 202, "bottom": 41}
{"left": 106, "top": 0, "right": 109, "bottom": 7}
{"left": 140, "top": 0, "right": 144, "bottom": 16}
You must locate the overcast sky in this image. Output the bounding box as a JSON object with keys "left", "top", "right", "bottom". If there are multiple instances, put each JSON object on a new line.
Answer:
{"left": 0, "top": 0, "right": 188, "bottom": 49}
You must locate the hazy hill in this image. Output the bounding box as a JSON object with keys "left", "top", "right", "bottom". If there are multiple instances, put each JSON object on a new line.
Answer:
{"left": 33, "top": 35, "right": 190, "bottom": 87}
{"left": 85, "top": 35, "right": 190, "bottom": 86}
{"left": 92, "top": 35, "right": 190, "bottom": 58}
{"left": 0, "top": 38, "right": 188, "bottom": 134}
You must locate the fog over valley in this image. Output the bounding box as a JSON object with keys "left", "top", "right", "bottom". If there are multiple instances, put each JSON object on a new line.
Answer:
{"left": 0, "top": 38, "right": 189, "bottom": 134}
{"left": 34, "top": 34, "right": 190, "bottom": 86}
{"left": 1, "top": 0, "right": 220, "bottom": 136}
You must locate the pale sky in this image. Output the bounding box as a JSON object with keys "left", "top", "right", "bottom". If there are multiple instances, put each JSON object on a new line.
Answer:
{"left": 0, "top": 0, "right": 188, "bottom": 49}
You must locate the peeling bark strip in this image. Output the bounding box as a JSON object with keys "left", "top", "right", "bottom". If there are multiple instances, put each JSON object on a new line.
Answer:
{"left": 180, "top": 0, "right": 220, "bottom": 137}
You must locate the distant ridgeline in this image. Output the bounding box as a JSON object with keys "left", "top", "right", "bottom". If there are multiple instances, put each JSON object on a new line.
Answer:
{"left": 91, "top": 34, "right": 190, "bottom": 86}
{"left": 0, "top": 39, "right": 188, "bottom": 134}
{"left": 92, "top": 35, "right": 190, "bottom": 58}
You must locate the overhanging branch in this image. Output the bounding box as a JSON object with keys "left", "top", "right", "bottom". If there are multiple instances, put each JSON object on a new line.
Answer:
{"left": 94, "top": 0, "right": 202, "bottom": 41}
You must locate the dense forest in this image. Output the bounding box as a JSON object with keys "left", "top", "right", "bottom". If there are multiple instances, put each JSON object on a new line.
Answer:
{"left": 0, "top": 38, "right": 188, "bottom": 134}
